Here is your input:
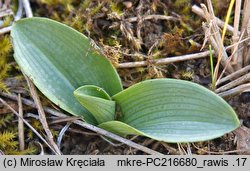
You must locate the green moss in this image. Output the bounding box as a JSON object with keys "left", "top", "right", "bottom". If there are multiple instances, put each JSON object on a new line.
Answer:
{"left": 110, "top": 2, "right": 123, "bottom": 16}
{"left": 0, "top": 36, "right": 12, "bottom": 92}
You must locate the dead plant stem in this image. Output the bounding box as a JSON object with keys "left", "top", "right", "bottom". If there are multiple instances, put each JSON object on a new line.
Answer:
{"left": 25, "top": 76, "right": 62, "bottom": 155}
{"left": 232, "top": 0, "right": 242, "bottom": 69}
{"left": 216, "top": 72, "right": 250, "bottom": 93}
{"left": 218, "top": 83, "right": 250, "bottom": 99}
{"left": 118, "top": 50, "right": 213, "bottom": 68}
{"left": 0, "top": 97, "right": 58, "bottom": 154}
{"left": 217, "top": 65, "right": 250, "bottom": 86}
{"left": 192, "top": 5, "right": 237, "bottom": 34}
{"left": 0, "top": 92, "right": 163, "bottom": 155}
{"left": 18, "top": 94, "right": 25, "bottom": 150}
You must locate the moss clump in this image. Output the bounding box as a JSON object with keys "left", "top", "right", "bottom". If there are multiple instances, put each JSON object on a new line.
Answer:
{"left": 0, "top": 35, "right": 12, "bottom": 92}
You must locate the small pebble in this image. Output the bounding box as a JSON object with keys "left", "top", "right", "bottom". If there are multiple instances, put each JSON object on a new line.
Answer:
{"left": 123, "top": 1, "right": 133, "bottom": 9}
{"left": 101, "top": 7, "right": 108, "bottom": 12}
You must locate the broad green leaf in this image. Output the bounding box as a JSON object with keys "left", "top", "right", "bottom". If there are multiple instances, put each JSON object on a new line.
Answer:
{"left": 74, "top": 85, "right": 115, "bottom": 124}
{"left": 11, "top": 17, "right": 123, "bottom": 124}
{"left": 112, "top": 79, "right": 240, "bottom": 142}
{"left": 99, "top": 121, "right": 143, "bottom": 136}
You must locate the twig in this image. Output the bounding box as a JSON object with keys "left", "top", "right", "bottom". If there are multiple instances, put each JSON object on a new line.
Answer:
{"left": 177, "top": 143, "right": 186, "bottom": 155}
{"left": 240, "top": 0, "right": 250, "bottom": 32}
{"left": 52, "top": 125, "right": 99, "bottom": 136}
{"left": 216, "top": 32, "right": 246, "bottom": 85}
{"left": 161, "top": 142, "right": 180, "bottom": 154}
{"left": 21, "top": 0, "right": 61, "bottom": 155}
{"left": 0, "top": 92, "right": 163, "bottom": 155}
{"left": 0, "top": 150, "right": 4, "bottom": 155}
{"left": 22, "top": 0, "right": 32, "bottom": 18}
{"left": 71, "top": 120, "right": 162, "bottom": 155}
{"left": 187, "top": 143, "right": 192, "bottom": 155}
{"left": 49, "top": 116, "right": 81, "bottom": 125}
{"left": 0, "top": 0, "right": 23, "bottom": 35}
{"left": 0, "top": 97, "right": 57, "bottom": 154}
{"left": 117, "top": 50, "right": 213, "bottom": 68}
{"left": 201, "top": 2, "right": 234, "bottom": 75}
{"left": 217, "top": 65, "right": 250, "bottom": 86}
{"left": 218, "top": 83, "right": 250, "bottom": 99}
{"left": 18, "top": 94, "right": 25, "bottom": 151}
{"left": 216, "top": 72, "right": 250, "bottom": 93}
{"left": 135, "top": 0, "right": 143, "bottom": 42}
{"left": 126, "top": 14, "right": 177, "bottom": 23}
{"left": 15, "top": 0, "right": 23, "bottom": 21}
{"left": 0, "top": 25, "right": 11, "bottom": 34}
{"left": 0, "top": 8, "right": 12, "bottom": 18}
{"left": 25, "top": 77, "right": 61, "bottom": 155}
{"left": 192, "top": 5, "right": 237, "bottom": 35}
{"left": 231, "top": 0, "right": 242, "bottom": 69}
{"left": 240, "top": 0, "right": 250, "bottom": 66}
{"left": 118, "top": 41, "right": 248, "bottom": 68}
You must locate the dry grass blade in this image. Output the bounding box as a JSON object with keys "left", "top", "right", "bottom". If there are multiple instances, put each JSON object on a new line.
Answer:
{"left": 161, "top": 142, "right": 180, "bottom": 155}
{"left": 22, "top": 0, "right": 33, "bottom": 18}
{"left": 192, "top": 5, "right": 236, "bottom": 34}
{"left": 33, "top": 141, "right": 45, "bottom": 155}
{"left": 0, "top": 97, "right": 58, "bottom": 154}
{"left": 240, "top": 0, "right": 250, "bottom": 32}
{"left": 200, "top": 3, "right": 234, "bottom": 74}
{"left": 120, "top": 21, "right": 142, "bottom": 51}
{"left": 217, "top": 65, "right": 250, "bottom": 86}
{"left": 126, "top": 14, "right": 177, "bottom": 23}
{"left": 0, "top": 0, "right": 23, "bottom": 35}
{"left": 21, "top": 0, "right": 61, "bottom": 155}
{"left": 15, "top": 0, "right": 23, "bottom": 21}
{"left": 231, "top": 0, "right": 242, "bottom": 70}
{"left": 241, "top": 0, "right": 250, "bottom": 65}
{"left": 0, "top": 26, "right": 11, "bottom": 35}
{"left": 0, "top": 92, "right": 163, "bottom": 155}
{"left": 49, "top": 116, "right": 81, "bottom": 125}
{"left": 218, "top": 83, "right": 250, "bottom": 99}
{"left": 216, "top": 32, "right": 246, "bottom": 85}
{"left": 57, "top": 122, "right": 72, "bottom": 151}
{"left": 18, "top": 94, "right": 25, "bottom": 151}
{"left": 26, "top": 77, "right": 61, "bottom": 155}
{"left": 216, "top": 72, "right": 250, "bottom": 93}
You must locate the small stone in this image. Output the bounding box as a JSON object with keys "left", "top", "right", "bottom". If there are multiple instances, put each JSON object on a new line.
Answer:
{"left": 101, "top": 7, "right": 108, "bottom": 12}
{"left": 123, "top": 1, "right": 133, "bottom": 9}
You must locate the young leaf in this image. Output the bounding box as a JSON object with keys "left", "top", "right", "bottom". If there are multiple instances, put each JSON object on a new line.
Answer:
{"left": 74, "top": 85, "right": 115, "bottom": 124}
{"left": 112, "top": 79, "right": 240, "bottom": 142}
{"left": 99, "top": 121, "right": 143, "bottom": 136}
{"left": 11, "top": 17, "right": 123, "bottom": 124}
